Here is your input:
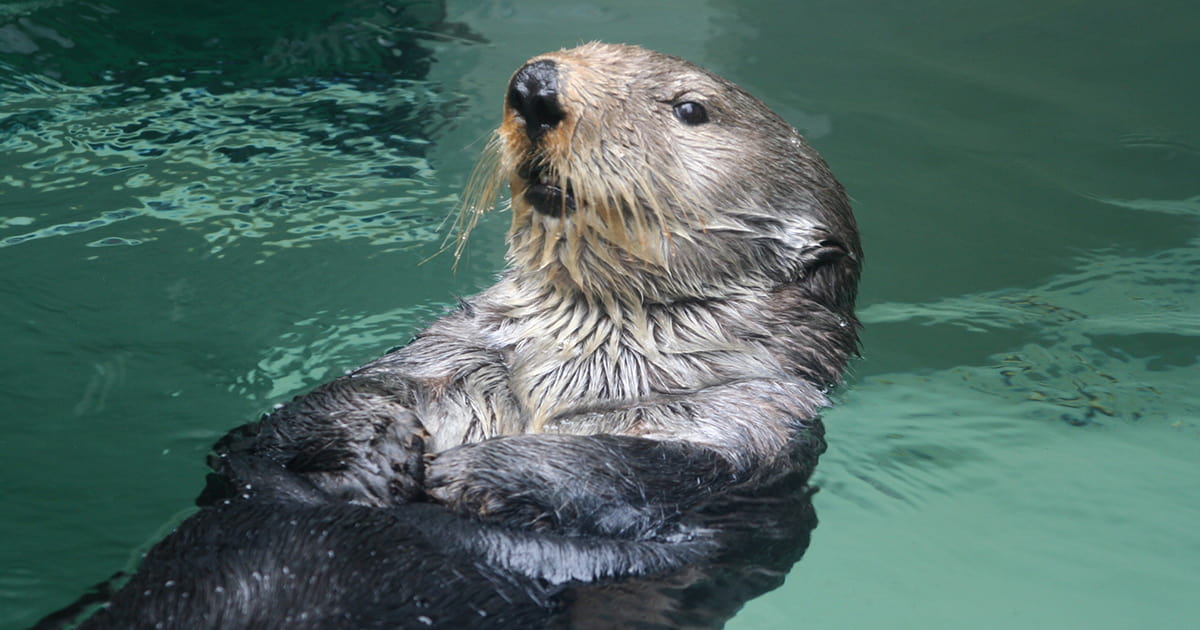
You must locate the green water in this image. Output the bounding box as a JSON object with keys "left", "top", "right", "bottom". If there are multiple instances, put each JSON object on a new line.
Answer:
{"left": 2, "top": 1, "right": 1197, "bottom": 627}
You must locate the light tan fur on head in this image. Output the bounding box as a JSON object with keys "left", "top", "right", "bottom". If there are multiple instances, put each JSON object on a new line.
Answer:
{"left": 454, "top": 43, "right": 854, "bottom": 311}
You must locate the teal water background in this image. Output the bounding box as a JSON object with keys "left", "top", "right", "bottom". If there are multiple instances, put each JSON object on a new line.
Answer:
{"left": 2, "top": 1, "right": 1198, "bottom": 627}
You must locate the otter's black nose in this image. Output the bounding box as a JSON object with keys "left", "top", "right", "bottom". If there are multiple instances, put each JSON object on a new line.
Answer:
{"left": 508, "top": 60, "right": 564, "bottom": 144}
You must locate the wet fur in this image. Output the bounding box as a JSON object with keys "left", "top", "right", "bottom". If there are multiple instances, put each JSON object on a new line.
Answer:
{"left": 207, "top": 45, "right": 859, "bottom": 538}
{"left": 46, "top": 43, "right": 861, "bottom": 628}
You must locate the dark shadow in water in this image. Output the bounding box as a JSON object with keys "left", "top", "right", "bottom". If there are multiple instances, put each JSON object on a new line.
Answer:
{"left": 0, "top": 0, "right": 483, "bottom": 90}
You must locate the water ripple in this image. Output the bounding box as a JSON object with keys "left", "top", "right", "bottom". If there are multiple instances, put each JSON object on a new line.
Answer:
{"left": 0, "top": 67, "right": 463, "bottom": 253}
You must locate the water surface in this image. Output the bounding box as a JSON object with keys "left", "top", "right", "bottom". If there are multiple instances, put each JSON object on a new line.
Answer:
{"left": 2, "top": 1, "right": 1197, "bottom": 627}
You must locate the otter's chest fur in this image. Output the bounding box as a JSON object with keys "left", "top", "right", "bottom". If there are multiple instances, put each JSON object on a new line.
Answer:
{"left": 399, "top": 281, "right": 788, "bottom": 451}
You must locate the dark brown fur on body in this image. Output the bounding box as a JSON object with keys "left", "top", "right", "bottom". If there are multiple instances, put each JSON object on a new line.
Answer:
{"left": 46, "top": 43, "right": 860, "bottom": 630}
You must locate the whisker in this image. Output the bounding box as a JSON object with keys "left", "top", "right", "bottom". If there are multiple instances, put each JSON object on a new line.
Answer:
{"left": 443, "top": 133, "right": 507, "bottom": 266}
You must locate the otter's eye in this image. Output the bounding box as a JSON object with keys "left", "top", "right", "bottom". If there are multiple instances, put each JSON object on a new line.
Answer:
{"left": 673, "top": 101, "right": 709, "bottom": 125}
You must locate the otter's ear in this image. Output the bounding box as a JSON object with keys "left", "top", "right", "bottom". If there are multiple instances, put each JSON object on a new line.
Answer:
{"left": 807, "top": 236, "right": 851, "bottom": 266}
{"left": 796, "top": 231, "right": 861, "bottom": 313}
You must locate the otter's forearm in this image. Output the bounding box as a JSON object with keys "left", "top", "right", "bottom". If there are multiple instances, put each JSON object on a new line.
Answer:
{"left": 426, "top": 434, "right": 738, "bottom": 540}
{"left": 425, "top": 378, "right": 827, "bottom": 539}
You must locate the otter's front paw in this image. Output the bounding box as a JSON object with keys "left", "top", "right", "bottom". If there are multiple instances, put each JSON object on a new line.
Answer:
{"left": 425, "top": 439, "right": 554, "bottom": 528}
{"left": 348, "top": 407, "right": 429, "bottom": 503}
{"left": 210, "top": 385, "right": 431, "bottom": 507}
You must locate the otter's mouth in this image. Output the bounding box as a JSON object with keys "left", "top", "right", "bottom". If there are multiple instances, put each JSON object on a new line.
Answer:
{"left": 519, "top": 161, "right": 576, "bottom": 217}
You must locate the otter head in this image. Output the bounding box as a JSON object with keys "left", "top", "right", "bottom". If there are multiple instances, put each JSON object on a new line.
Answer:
{"left": 458, "top": 42, "right": 860, "bottom": 313}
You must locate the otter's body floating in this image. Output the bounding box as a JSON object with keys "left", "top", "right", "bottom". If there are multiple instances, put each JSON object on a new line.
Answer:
{"left": 62, "top": 43, "right": 861, "bottom": 630}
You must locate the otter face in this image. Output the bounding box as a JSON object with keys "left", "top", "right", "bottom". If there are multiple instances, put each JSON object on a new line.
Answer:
{"left": 459, "top": 43, "right": 860, "bottom": 307}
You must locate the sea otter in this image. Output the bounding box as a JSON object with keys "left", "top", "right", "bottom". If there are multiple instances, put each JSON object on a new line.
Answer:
{"left": 208, "top": 42, "right": 860, "bottom": 534}
{"left": 48, "top": 43, "right": 860, "bottom": 629}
